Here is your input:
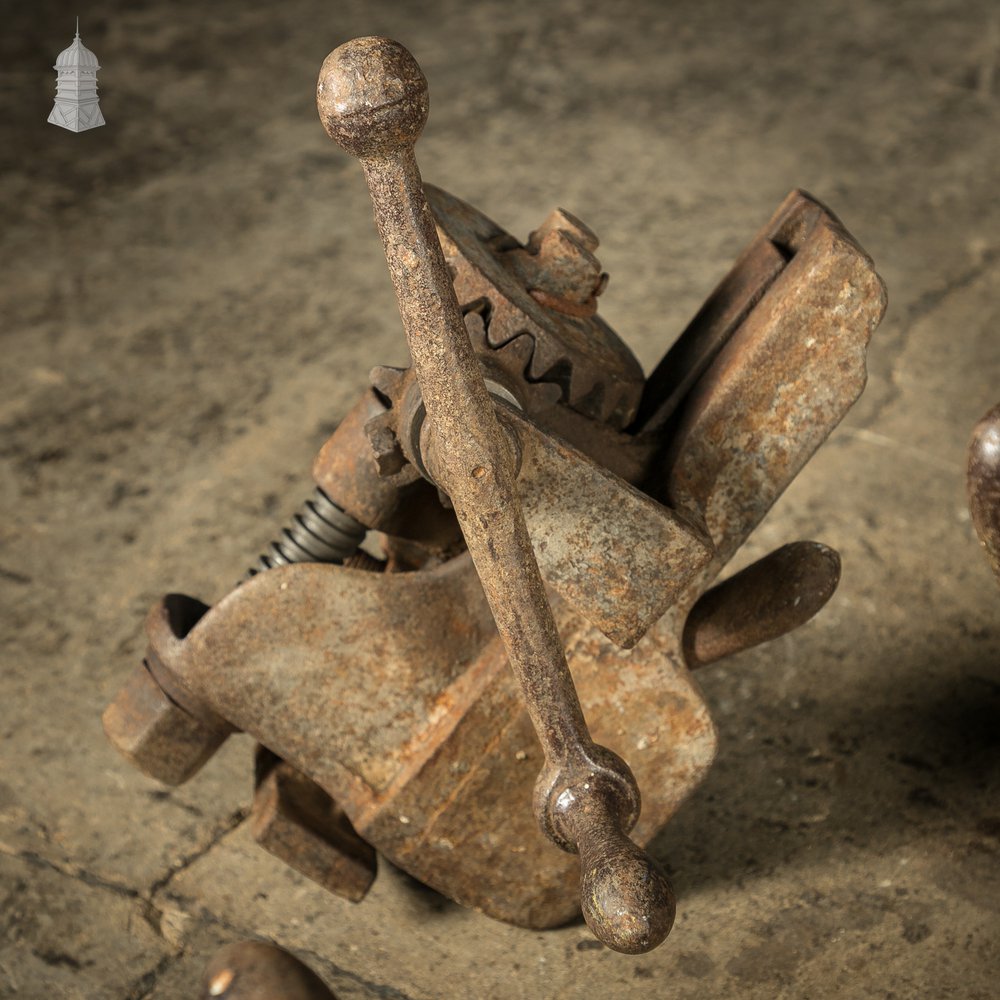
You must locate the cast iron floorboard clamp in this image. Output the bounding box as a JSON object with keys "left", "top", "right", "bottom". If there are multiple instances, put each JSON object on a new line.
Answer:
{"left": 103, "top": 36, "right": 886, "bottom": 954}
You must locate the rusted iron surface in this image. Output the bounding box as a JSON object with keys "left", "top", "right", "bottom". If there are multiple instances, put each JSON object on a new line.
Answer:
{"left": 251, "top": 747, "right": 376, "bottom": 903}
{"left": 123, "top": 558, "right": 715, "bottom": 934}
{"left": 508, "top": 406, "right": 712, "bottom": 647}
{"left": 101, "top": 661, "right": 227, "bottom": 786}
{"left": 201, "top": 942, "right": 338, "bottom": 1000}
{"left": 181, "top": 556, "right": 496, "bottom": 799}
{"left": 359, "top": 353, "right": 712, "bottom": 646}
{"left": 636, "top": 198, "right": 802, "bottom": 434}
{"left": 102, "top": 594, "right": 230, "bottom": 785}
{"left": 310, "top": 388, "right": 461, "bottom": 554}
{"left": 381, "top": 613, "right": 704, "bottom": 931}
{"left": 427, "top": 185, "right": 644, "bottom": 429}
{"left": 968, "top": 402, "right": 1000, "bottom": 582}
{"left": 683, "top": 542, "right": 841, "bottom": 669}
{"left": 102, "top": 35, "right": 886, "bottom": 957}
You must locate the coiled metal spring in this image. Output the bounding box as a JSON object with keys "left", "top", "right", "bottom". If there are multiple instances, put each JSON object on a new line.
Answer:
{"left": 248, "top": 487, "right": 366, "bottom": 577}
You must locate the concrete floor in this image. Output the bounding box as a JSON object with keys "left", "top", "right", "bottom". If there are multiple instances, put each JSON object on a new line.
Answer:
{"left": 2, "top": 0, "right": 999, "bottom": 996}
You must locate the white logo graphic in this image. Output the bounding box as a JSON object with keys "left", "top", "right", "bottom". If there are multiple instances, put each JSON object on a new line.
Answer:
{"left": 48, "top": 18, "right": 106, "bottom": 132}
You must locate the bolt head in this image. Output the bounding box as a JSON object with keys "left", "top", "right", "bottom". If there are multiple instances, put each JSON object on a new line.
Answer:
{"left": 103, "top": 663, "right": 226, "bottom": 785}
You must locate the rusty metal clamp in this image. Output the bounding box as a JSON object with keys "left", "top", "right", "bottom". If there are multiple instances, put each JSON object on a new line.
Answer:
{"left": 103, "top": 35, "right": 886, "bottom": 955}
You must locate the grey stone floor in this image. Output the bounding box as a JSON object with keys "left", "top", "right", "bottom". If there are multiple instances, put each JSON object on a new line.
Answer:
{"left": 2, "top": 0, "right": 999, "bottom": 996}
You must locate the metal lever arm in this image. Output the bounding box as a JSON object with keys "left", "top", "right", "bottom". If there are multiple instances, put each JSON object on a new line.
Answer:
{"left": 317, "top": 37, "right": 673, "bottom": 953}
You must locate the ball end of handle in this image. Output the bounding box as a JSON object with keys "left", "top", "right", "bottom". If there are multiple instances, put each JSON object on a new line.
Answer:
{"left": 579, "top": 831, "right": 676, "bottom": 954}
{"left": 317, "top": 36, "right": 428, "bottom": 158}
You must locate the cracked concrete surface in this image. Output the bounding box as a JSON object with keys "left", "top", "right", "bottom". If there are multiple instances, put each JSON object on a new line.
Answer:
{"left": 2, "top": 0, "right": 999, "bottom": 996}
